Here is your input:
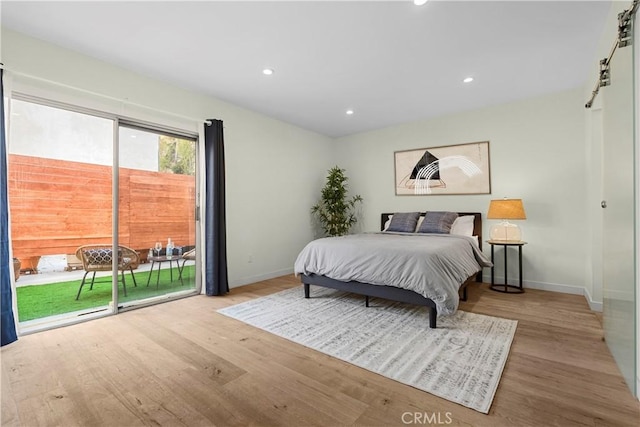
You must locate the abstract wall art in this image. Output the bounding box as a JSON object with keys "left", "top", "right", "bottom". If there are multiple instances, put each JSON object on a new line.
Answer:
{"left": 394, "top": 141, "right": 491, "bottom": 195}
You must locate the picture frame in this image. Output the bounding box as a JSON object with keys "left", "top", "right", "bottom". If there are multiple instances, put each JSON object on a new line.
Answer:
{"left": 394, "top": 141, "right": 491, "bottom": 195}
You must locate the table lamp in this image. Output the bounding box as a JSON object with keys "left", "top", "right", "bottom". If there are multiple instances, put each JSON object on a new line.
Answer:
{"left": 487, "top": 198, "right": 526, "bottom": 242}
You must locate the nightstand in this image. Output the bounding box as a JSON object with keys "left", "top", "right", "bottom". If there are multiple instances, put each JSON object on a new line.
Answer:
{"left": 487, "top": 240, "right": 527, "bottom": 293}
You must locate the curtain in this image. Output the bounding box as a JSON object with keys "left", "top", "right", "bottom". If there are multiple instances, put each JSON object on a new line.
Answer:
{"left": 1, "top": 68, "right": 18, "bottom": 346}
{"left": 204, "top": 119, "right": 228, "bottom": 296}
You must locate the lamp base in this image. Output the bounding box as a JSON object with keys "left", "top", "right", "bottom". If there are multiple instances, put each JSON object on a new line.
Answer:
{"left": 489, "top": 221, "right": 522, "bottom": 242}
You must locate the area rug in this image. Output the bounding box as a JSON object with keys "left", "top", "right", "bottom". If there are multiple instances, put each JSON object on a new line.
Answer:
{"left": 217, "top": 286, "right": 517, "bottom": 413}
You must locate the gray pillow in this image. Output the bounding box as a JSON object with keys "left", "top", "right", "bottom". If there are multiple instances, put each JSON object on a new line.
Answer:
{"left": 417, "top": 211, "right": 459, "bottom": 234}
{"left": 386, "top": 212, "right": 421, "bottom": 233}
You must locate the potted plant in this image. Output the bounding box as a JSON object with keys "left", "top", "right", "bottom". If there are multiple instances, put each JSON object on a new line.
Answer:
{"left": 312, "top": 166, "right": 363, "bottom": 237}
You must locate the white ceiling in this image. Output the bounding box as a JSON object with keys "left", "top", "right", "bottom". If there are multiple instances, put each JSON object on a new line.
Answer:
{"left": 1, "top": 1, "right": 612, "bottom": 138}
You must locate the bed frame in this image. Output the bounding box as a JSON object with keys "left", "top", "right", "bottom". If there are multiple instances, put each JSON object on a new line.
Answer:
{"left": 300, "top": 212, "right": 483, "bottom": 328}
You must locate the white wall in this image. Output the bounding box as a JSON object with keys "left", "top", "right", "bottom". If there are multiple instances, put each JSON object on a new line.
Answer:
{"left": 335, "top": 88, "right": 589, "bottom": 295}
{"left": 585, "top": 104, "right": 603, "bottom": 308}
{"left": 1, "top": 29, "right": 336, "bottom": 288}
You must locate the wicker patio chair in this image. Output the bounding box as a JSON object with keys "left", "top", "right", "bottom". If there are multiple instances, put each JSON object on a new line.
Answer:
{"left": 178, "top": 248, "right": 196, "bottom": 286}
{"left": 75, "top": 244, "right": 139, "bottom": 300}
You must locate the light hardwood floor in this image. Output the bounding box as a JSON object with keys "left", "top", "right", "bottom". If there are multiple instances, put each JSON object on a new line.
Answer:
{"left": 2, "top": 275, "right": 639, "bottom": 426}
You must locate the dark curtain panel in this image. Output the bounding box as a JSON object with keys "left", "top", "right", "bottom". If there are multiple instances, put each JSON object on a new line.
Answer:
{"left": 204, "top": 119, "right": 228, "bottom": 296}
{"left": 1, "top": 68, "right": 18, "bottom": 346}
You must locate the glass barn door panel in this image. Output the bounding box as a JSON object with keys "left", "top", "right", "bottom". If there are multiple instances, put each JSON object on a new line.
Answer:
{"left": 602, "top": 42, "right": 636, "bottom": 396}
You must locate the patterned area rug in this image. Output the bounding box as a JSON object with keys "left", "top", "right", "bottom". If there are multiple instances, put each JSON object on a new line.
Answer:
{"left": 218, "top": 286, "right": 517, "bottom": 413}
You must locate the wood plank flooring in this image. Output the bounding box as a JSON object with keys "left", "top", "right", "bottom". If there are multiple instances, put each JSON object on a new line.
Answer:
{"left": 2, "top": 275, "right": 639, "bottom": 426}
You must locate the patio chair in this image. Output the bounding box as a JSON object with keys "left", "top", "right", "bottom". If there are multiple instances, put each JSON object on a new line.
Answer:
{"left": 75, "top": 244, "right": 139, "bottom": 300}
{"left": 178, "top": 248, "right": 196, "bottom": 286}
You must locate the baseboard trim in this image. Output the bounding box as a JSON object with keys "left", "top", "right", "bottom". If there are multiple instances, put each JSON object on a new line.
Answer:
{"left": 232, "top": 272, "right": 607, "bottom": 312}
{"left": 230, "top": 268, "right": 294, "bottom": 289}
{"left": 584, "top": 287, "right": 603, "bottom": 312}
{"left": 232, "top": 271, "right": 606, "bottom": 311}
{"left": 482, "top": 275, "right": 584, "bottom": 294}
{"left": 482, "top": 274, "right": 602, "bottom": 311}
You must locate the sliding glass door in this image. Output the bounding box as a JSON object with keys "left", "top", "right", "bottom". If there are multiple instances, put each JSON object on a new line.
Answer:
{"left": 117, "top": 125, "right": 198, "bottom": 307}
{"left": 8, "top": 98, "right": 115, "bottom": 326}
{"left": 8, "top": 96, "right": 200, "bottom": 331}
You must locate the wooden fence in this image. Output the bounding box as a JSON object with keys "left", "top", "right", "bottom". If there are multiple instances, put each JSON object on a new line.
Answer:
{"left": 8, "top": 154, "right": 196, "bottom": 266}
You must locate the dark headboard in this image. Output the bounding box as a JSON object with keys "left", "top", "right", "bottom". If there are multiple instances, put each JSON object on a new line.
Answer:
{"left": 381, "top": 212, "right": 483, "bottom": 250}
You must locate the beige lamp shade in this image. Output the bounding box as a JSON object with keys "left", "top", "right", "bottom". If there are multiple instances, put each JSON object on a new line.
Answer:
{"left": 487, "top": 199, "right": 526, "bottom": 220}
{"left": 487, "top": 199, "right": 526, "bottom": 241}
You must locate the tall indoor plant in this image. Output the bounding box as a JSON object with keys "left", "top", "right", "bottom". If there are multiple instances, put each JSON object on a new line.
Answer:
{"left": 312, "top": 166, "right": 363, "bottom": 237}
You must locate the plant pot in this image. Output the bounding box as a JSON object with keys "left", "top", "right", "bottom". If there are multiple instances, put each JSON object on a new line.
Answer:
{"left": 65, "top": 254, "right": 84, "bottom": 271}
{"left": 13, "top": 258, "right": 21, "bottom": 281}
{"left": 137, "top": 249, "right": 149, "bottom": 264}
{"left": 20, "top": 256, "right": 40, "bottom": 274}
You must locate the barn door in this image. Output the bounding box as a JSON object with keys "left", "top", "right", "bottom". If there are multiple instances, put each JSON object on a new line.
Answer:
{"left": 601, "top": 36, "right": 636, "bottom": 396}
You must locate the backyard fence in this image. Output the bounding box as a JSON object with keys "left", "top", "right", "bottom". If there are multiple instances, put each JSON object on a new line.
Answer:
{"left": 8, "top": 154, "right": 196, "bottom": 269}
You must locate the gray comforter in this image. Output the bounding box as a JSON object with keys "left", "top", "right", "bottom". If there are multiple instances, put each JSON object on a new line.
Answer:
{"left": 294, "top": 232, "right": 492, "bottom": 316}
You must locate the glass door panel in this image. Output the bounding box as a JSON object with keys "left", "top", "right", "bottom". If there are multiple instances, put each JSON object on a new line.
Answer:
{"left": 8, "top": 98, "right": 115, "bottom": 326}
{"left": 602, "top": 41, "right": 636, "bottom": 395}
{"left": 117, "top": 125, "right": 197, "bottom": 307}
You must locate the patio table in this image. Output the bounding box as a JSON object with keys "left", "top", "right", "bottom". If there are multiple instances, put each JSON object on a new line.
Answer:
{"left": 146, "top": 255, "right": 180, "bottom": 288}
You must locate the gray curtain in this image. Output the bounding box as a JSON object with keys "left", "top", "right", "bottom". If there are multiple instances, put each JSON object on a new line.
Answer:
{"left": 1, "top": 68, "right": 18, "bottom": 346}
{"left": 204, "top": 119, "right": 228, "bottom": 295}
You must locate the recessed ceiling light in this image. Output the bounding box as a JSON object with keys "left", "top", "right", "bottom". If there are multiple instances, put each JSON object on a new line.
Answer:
{"left": 262, "top": 68, "right": 274, "bottom": 75}
{"left": 346, "top": 109, "right": 354, "bottom": 115}
{"left": 463, "top": 77, "right": 474, "bottom": 83}
{"left": 414, "top": 0, "right": 428, "bottom": 5}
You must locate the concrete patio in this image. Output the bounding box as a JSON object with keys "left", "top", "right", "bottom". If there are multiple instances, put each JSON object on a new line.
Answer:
{"left": 15, "top": 256, "right": 195, "bottom": 287}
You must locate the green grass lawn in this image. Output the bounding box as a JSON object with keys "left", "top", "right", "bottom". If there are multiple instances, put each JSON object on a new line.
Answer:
{"left": 16, "top": 266, "right": 196, "bottom": 322}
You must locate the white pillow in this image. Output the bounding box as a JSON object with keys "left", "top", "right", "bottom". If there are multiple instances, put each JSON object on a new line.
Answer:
{"left": 450, "top": 215, "right": 475, "bottom": 236}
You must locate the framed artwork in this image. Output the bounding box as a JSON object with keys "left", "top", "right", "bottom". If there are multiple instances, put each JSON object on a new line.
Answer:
{"left": 394, "top": 141, "right": 491, "bottom": 195}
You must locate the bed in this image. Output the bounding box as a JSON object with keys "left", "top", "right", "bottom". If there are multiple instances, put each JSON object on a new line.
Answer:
{"left": 294, "top": 212, "right": 490, "bottom": 328}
